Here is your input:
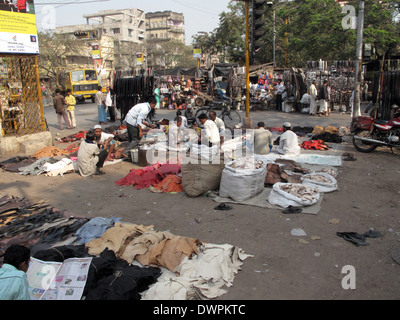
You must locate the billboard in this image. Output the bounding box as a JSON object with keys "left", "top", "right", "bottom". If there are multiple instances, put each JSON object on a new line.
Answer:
{"left": 0, "top": 0, "right": 40, "bottom": 54}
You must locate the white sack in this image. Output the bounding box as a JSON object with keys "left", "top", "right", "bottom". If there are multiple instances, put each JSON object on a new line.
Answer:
{"left": 268, "top": 182, "right": 320, "bottom": 208}
{"left": 301, "top": 172, "right": 338, "bottom": 193}
{"left": 219, "top": 157, "right": 267, "bottom": 202}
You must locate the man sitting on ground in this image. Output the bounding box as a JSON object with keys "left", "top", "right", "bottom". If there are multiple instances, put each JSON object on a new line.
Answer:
{"left": 77, "top": 129, "right": 109, "bottom": 176}
{"left": 197, "top": 113, "right": 220, "bottom": 147}
{"left": 0, "top": 245, "right": 31, "bottom": 300}
{"left": 253, "top": 121, "right": 273, "bottom": 155}
{"left": 209, "top": 111, "right": 226, "bottom": 144}
{"left": 276, "top": 122, "right": 301, "bottom": 156}
{"left": 168, "top": 116, "right": 184, "bottom": 150}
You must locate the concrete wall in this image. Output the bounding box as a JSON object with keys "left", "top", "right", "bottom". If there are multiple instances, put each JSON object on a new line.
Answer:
{"left": 0, "top": 131, "right": 53, "bottom": 156}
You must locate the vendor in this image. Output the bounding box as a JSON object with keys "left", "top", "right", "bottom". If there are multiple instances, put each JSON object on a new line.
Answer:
{"left": 77, "top": 130, "right": 109, "bottom": 176}
{"left": 94, "top": 124, "right": 116, "bottom": 159}
{"left": 168, "top": 116, "right": 184, "bottom": 149}
{"left": 197, "top": 113, "right": 220, "bottom": 147}
{"left": 254, "top": 122, "right": 273, "bottom": 155}
{"left": 275, "top": 122, "right": 301, "bottom": 156}
{"left": 0, "top": 245, "right": 31, "bottom": 300}
{"left": 208, "top": 111, "right": 225, "bottom": 144}
{"left": 124, "top": 96, "right": 157, "bottom": 143}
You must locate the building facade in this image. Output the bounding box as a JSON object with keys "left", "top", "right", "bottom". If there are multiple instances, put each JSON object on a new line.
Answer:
{"left": 145, "top": 11, "right": 185, "bottom": 43}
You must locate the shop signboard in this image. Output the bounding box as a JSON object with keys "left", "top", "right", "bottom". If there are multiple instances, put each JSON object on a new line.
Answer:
{"left": 136, "top": 52, "right": 143, "bottom": 66}
{"left": 0, "top": 0, "right": 40, "bottom": 54}
{"left": 91, "top": 43, "right": 100, "bottom": 59}
{"left": 193, "top": 48, "right": 202, "bottom": 59}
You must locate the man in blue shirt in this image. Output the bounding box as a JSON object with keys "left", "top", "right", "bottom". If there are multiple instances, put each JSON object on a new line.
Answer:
{"left": 0, "top": 245, "right": 31, "bottom": 300}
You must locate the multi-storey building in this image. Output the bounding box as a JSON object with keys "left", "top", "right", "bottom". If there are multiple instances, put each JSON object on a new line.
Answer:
{"left": 145, "top": 11, "right": 185, "bottom": 43}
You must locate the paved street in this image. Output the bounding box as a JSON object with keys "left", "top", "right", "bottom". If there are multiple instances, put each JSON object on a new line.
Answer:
{"left": 44, "top": 101, "right": 354, "bottom": 137}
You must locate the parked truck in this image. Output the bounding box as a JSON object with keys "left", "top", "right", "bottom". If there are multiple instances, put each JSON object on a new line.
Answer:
{"left": 56, "top": 68, "right": 100, "bottom": 103}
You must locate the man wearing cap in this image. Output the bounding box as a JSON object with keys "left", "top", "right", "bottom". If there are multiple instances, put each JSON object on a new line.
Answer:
{"left": 124, "top": 96, "right": 157, "bottom": 143}
{"left": 94, "top": 124, "right": 114, "bottom": 150}
{"left": 276, "top": 122, "right": 300, "bottom": 156}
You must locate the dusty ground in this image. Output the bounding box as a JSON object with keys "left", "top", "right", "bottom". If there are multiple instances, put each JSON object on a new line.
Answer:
{"left": 1, "top": 106, "right": 400, "bottom": 300}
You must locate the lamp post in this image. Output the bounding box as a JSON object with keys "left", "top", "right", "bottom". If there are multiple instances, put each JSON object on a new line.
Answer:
{"left": 353, "top": 0, "right": 365, "bottom": 118}
{"left": 267, "top": 1, "right": 276, "bottom": 68}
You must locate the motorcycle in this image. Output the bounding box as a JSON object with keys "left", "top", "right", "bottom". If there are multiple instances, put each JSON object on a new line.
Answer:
{"left": 351, "top": 105, "right": 400, "bottom": 153}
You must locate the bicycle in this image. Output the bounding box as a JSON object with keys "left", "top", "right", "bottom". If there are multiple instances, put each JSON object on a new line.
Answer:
{"left": 194, "top": 101, "right": 242, "bottom": 129}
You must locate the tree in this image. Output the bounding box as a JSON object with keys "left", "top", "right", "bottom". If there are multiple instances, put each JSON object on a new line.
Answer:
{"left": 37, "top": 30, "right": 86, "bottom": 81}
{"left": 347, "top": 0, "right": 400, "bottom": 60}
{"left": 146, "top": 39, "right": 196, "bottom": 70}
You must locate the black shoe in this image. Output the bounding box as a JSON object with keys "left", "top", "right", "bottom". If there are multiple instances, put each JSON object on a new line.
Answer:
{"left": 214, "top": 203, "right": 232, "bottom": 211}
{"left": 95, "top": 169, "right": 105, "bottom": 175}
{"left": 282, "top": 205, "right": 302, "bottom": 214}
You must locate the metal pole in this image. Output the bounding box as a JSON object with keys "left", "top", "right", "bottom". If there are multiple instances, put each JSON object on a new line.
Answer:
{"left": 353, "top": 0, "right": 364, "bottom": 118}
{"left": 273, "top": 8, "right": 276, "bottom": 68}
{"left": 245, "top": 0, "right": 250, "bottom": 118}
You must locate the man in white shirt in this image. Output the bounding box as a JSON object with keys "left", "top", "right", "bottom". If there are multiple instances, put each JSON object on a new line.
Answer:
{"left": 168, "top": 116, "right": 184, "bottom": 150}
{"left": 124, "top": 96, "right": 157, "bottom": 143}
{"left": 197, "top": 113, "right": 220, "bottom": 146}
{"left": 276, "top": 122, "right": 301, "bottom": 156}
{"left": 275, "top": 79, "right": 285, "bottom": 111}
{"left": 309, "top": 81, "right": 318, "bottom": 115}
{"left": 105, "top": 87, "right": 116, "bottom": 122}
{"left": 208, "top": 110, "right": 226, "bottom": 144}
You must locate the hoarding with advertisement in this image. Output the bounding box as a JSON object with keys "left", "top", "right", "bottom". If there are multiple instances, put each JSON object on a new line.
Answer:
{"left": 0, "top": 0, "right": 40, "bottom": 54}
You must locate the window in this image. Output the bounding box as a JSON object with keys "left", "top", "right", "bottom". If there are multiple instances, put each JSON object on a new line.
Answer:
{"left": 112, "top": 28, "right": 120, "bottom": 34}
{"left": 71, "top": 70, "right": 84, "bottom": 82}
{"left": 84, "top": 70, "right": 97, "bottom": 81}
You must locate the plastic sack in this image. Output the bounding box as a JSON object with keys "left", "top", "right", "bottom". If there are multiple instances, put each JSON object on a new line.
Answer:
{"left": 182, "top": 156, "right": 225, "bottom": 197}
{"left": 268, "top": 182, "right": 320, "bottom": 208}
{"left": 219, "top": 157, "right": 267, "bottom": 202}
{"left": 301, "top": 172, "right": 338, "bottom": 193}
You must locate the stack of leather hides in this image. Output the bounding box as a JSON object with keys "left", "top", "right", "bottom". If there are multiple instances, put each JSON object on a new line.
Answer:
{"left": 265, "top": 159, "right": 311, "bottom": 186}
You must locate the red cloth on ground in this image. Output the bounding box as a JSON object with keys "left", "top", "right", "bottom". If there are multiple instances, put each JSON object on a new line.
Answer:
{"left": 115, "top": 163, "right": 181, "bottom": 189}
{"left": 153, "top": 175, "right": 183, "bottom": 193}
{"left": 300, "top": 140, "right": 329, "bottom": 150}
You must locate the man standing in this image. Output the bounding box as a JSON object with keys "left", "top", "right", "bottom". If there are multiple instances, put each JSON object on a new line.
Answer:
{"left": 253, "top": 122, "right": 273, "bottom": 155}
{"left": 124, "top": 96, "right": 157, "bottom": 143}
{"left": 77, "top": 130, "right": 108, "bottom": 176}
{"left": 309, "top": 81, "right": 318, "bottom": 116}
{"left": 208, "top": 110, "right": 226, "bottom": 144}
{"left": 153, "top": 84, "right": 161, "bottom": 109}
{"left": 53, "top": 89, "right": 72, "bottom": 130}
{"left": 275, "top": 79, "right": 285, "bottom": 111}
{"left": 0, "top": 245, "right": 31, "bottom": 300}
{"left": 105, "top": 87, "right": 115, "bottom": 123}
{"left": 95, "top": 86, "right": 107, "bottom": 124}
{"left": 197, "top": 113, "right": 220, "bottom": 147}
{"left": 317, "top": 80, "right": 329, "bottom": 116}
{"left": 65, "top": 89, "right": 76, "bottom": 128}
{"left": 276, "top": 122, "right": 300, "bottom": 156}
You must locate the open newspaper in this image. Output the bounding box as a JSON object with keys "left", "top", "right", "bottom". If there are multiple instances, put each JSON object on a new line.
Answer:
{"left": 27, "top": 256, "right": 92, "bottom": 300}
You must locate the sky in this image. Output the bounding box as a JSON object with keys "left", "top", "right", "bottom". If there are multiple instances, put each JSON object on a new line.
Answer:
{"left": 34, "top": 0, "right": 232, "bottom": 45}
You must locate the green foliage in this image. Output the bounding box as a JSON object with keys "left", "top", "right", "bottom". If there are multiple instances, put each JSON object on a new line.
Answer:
{"left": 192, "top": 0, "right": 400, "bottom": 68}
